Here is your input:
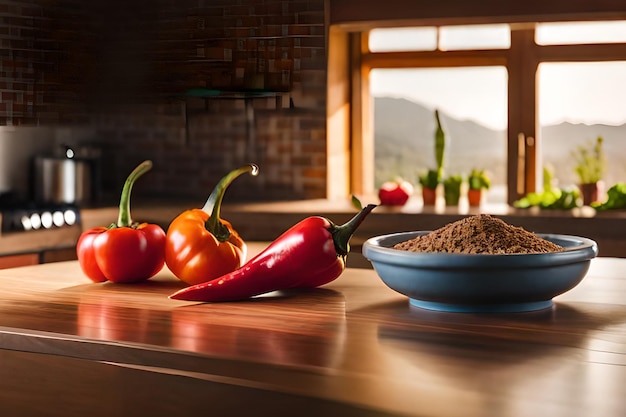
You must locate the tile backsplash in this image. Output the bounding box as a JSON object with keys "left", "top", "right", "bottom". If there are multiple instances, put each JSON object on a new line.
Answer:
{"left": 0, "top": 0, "right": 327, "bottom": 202}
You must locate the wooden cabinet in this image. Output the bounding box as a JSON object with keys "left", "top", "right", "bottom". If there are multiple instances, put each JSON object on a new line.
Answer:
{"left": 41, "top": 248, "right": 77, "bottom": 264}
{"left": 0, "top": 253, "right": 39, "bottom": 270}
{"left": 0, "top": 248, "right": 76, "bottom": 270}
{"left": 0, "top": 223, "right": 81, "bottom": 269}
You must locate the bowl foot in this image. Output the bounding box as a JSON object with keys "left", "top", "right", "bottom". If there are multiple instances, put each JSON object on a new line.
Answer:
{"left": 409, "top": 299, "right": 553, "bottom": 313}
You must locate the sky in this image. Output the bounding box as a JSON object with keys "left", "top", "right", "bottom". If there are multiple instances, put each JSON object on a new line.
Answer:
{"left": 369, "top": 22, "right": 626, "bottom": 130}
{"left": 370, "top": 67, "right": 509, "bottom": 130}
{"left": 538, "top": 62, "right": 626, "bottom": 127}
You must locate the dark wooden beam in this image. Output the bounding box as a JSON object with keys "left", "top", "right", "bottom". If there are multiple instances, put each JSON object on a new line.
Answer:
{"left": 329, "top": 0, "right": 626, "bottom": 30}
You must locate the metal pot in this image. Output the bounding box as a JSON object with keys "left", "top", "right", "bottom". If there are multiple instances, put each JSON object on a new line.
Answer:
{"left": 33, "top": 147, "right": 94, "bottom": 205}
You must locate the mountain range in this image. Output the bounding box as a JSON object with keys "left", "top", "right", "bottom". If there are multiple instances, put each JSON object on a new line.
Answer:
{"left": 374, "top": 96, "right": 625, "bottom": 188}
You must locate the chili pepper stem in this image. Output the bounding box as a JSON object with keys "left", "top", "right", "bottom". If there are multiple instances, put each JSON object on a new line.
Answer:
{"left": 330, "top": 204, "right": 377, "bottom": 257}
{"left": 116, "top": 160, "right": 153, "bottom": 228}
{"left": 201, "top": 163, "right": 259, "bottom": 241}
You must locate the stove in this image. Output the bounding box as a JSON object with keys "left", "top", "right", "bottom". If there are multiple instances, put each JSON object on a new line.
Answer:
{"left": 1, "top": 202, "right": 81, "bottom": 233}
{"left": 0, "top": 191, "right": 81, "bottom": 234}
{"left": 0, "top": 193, "right": 83, "bottom": 258}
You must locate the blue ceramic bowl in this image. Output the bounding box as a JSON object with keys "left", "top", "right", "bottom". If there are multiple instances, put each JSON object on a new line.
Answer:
{"left": 362, "top": 232, "right": 598, "bottom": 313}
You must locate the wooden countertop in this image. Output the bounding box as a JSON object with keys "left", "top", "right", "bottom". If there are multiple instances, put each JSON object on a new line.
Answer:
{"left": 0, "top": 243, "right": 625, "bottom": 416}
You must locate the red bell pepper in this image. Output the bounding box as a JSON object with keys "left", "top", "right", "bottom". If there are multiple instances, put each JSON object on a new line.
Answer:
{"left": 169, "top": 203, "right": 377, "bottom": 302}
{"left": 378, "top": 179, "right": 413, "bottom": 206}
{"left": 165, "top": 164, "right": 259, "bottom": 285}
{"left": 76, "top": 160, "right": 166, "bottom": 283}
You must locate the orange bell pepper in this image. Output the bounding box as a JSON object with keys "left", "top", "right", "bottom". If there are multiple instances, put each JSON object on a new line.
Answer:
{"left": 165, "top": 164, "right": 258, "bottom": 285}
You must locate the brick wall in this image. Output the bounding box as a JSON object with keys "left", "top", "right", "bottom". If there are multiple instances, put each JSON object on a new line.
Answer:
{"left": 0, "top": 0, "right": 328, "bottom": 202}
{"left": 0, "top": 1, "right": 50, "bottom": 125}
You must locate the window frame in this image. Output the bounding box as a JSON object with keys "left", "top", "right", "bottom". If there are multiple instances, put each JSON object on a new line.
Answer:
{"left": 332, "top": 22, "right": 626, "bottom": 204}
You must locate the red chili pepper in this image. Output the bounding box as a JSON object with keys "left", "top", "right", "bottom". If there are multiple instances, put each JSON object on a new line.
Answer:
{"left": 76, "top": 160, "right": 166, "bottom": 283}
{"left": 169, "top": 204, "right": 377, "bottom": 302}
{"left": 165, "top": 164, "right": 259, "bottom": 286}
{"left": 378, "top": 179, "right": 413, "bottom": 206}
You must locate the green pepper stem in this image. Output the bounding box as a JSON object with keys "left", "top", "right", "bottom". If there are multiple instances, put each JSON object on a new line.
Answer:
{"left": 202, "top": 163, "right": 259, "bottom": 241}
{"left": 330, "top": 204, "right": 377, "bottom": 257}
{"left": 117, "top": 160, "right": 153, "bottom": 228}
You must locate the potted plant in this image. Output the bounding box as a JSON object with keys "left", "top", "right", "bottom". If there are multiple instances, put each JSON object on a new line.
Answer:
{"left": 467, "top": 169, "right": 491, "bottom": 206}
{"left": 443, "top": 174, "right": 463, "bottom": 206}
{"left": 573, "top": 136, "right": 607, "bottom": 205}
{"left": 419, "top": 169, "right": 440, "bottom": 205}
{"left": 419, "top": 110, "right": 446, "bottom": 206}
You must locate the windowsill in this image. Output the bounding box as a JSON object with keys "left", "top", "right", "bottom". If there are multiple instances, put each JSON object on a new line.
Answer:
{"left": 81, "top": 197, "right": 626, "bottom": 260}
{"left": 221, "top": 196, "right": 619, "bottom": 219}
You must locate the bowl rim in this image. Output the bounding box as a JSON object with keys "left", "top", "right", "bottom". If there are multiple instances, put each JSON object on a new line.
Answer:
{"left": 362, "top": 231, "right": 598, "bottom": 269}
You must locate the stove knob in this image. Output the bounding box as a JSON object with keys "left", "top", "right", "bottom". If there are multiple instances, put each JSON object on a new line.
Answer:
{"left": 30, "top": 213, "right": 42, "bottom": 230}
{"left": 21, "top": 215, "right": 32, "bottom": 231}
{"left": 41, "top": 211, "right": 53, "bottom": 229}
{"left": 64, "top": 209, "right": 77, "bottom": 226}
{"left": 53, "top": 211, "right": 65, "bottom": 227}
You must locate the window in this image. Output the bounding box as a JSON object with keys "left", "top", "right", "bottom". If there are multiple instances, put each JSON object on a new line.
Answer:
{"left": 369, "top": 27, "right": 437, "bottom": 52}
{"left": 365, "top": 24, "right": 512, "bottom": 204}
{"left": 539, "top": 61, "right": 626, "bottom": 187}
{"left": 343, "top": 20, "right": 626, "bottom": 204}
{"left": 369, "top": 24, "right": 510, "bottom": 52}
{"left": 536, "top": 20, "right": 626, "bottom": 45}
{"left": 371, "top": 67, "right": 507, "bottom": 195}
{"left": 439, "top": 24, "right": 510, "bottom": 50}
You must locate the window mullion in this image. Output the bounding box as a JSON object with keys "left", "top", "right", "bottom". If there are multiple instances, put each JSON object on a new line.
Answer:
{"left": 351, "top": 31, "right": 374, "bottom": 196}
{"left": 363, "top": 49, "right": 507, "bottom": 69}
{"left": 537, "top": 42, "right": 626, "bottom": 62}
{"left": 508, "top": 28, "right": 540, "bottom": 203}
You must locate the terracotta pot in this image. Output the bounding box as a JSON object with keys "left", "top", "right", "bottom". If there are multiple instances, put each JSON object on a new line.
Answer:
{"left": 422, "top": 187, "right": 437, "bottom": 206}
{"left": 579, "top": 182, "right": 601, "bottom": 206}
{"left": 468, "top": 189, "right": 482, "bottom": 207}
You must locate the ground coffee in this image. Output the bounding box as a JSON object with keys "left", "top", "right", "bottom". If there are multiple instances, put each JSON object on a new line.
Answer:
{"left": 393, "top": 214, "right": 563, "bottom": 254}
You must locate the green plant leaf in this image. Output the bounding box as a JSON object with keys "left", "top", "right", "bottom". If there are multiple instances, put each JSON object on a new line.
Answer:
{"left": 351, "top": 195, "right": 363, "bottom": 210}
{"left": 572, "top": 136, "right": 606, "bottom": 184}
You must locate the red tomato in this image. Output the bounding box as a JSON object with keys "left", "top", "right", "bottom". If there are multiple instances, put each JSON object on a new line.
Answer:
{"left": 378, "top": 180, "right": 414, "bottom": 206}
